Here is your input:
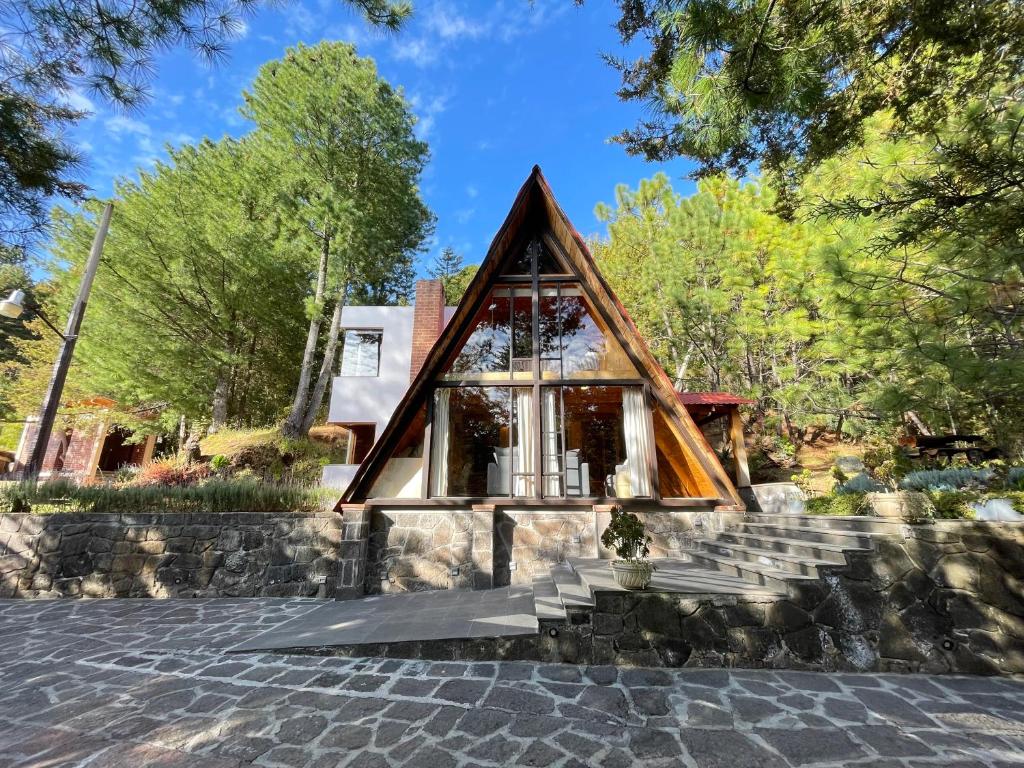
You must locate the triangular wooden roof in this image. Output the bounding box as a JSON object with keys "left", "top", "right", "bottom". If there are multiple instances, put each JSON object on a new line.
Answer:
{"left": 341, "top": 166, "right": 741, "bottom": 506}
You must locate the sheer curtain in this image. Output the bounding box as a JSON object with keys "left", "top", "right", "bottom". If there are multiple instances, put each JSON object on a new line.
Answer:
{"left": 542, "top": 388, "right": 561, "bottom": 496}
{"left": 622, "top": 387, "right": 652, "bottom": 497}
{"left": 513, "top": 388, "right": 534, "bottom": 496}
{"left": 430, "top": 389, "right": 450, "bottom": 496}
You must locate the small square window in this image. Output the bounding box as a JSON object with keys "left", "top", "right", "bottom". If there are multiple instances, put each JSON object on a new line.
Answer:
{"left": 339, "top": 330, "right": 382, "bottom": 377}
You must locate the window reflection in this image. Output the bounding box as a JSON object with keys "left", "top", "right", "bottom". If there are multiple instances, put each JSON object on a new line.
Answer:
{"left": 539, "top": 287, "right": 637, "bottom": 378}
{"left": 445, "top": 289, "right": 532, "bottom": 379}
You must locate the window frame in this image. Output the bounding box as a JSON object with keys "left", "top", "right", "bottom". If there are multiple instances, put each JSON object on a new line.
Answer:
{"left": 338, "top": 328, "right": 384, "bottom": 378}
{"left": 425, "top": 238, "right": 660, "bottom": 501}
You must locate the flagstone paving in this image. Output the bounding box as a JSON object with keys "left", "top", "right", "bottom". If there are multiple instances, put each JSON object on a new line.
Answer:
{"left": 0, "top": 599, "right": 1022, "bottom": 767}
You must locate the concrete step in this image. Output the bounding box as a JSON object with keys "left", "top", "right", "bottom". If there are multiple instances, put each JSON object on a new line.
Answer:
{"left": 738, "top": 523, "right": 879, "bottom": 549}
{"left": 714, "top": 531, "right": 856, "bottom": 564}
{"left": 686, "top": 550, "right": 818, "bottom": 592}
{"left": 745, "top": 513, "right": 905, "bottom": 534}
{"left": 568, "top": 557, "right": 788, "bottom": 599}
{"left": 693, "top": 539, "right": 833, "bottom": 577}
{"left": 531, "top": 574, "right": 567, "bottom": 622}
{"left": 550, "top": 564, "right": 594, "bottom": 609}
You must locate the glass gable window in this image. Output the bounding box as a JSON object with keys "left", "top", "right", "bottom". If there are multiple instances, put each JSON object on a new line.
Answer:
{"left": 339, "top": 330, "right": 383, "bottom": 377}
{"left": 539, "top": 286, "right": 638, "bottom": 378}
{"left": 444, "top": 289, "right": 532, "bottom": 379}
{"left": 428, "top": 238, "right": 657, "bottom": 500}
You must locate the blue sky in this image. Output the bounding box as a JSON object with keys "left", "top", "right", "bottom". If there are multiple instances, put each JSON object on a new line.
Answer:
{"left": 63, "top": 0, "right": 700, "bottom": 276}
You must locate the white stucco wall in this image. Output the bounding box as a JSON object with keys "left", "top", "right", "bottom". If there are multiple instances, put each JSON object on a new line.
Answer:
{"left": 326, "top": 306, "right": 415, "bottom": 432}
{"left": 321, "top": 304, "right": 455, "bottom": 494}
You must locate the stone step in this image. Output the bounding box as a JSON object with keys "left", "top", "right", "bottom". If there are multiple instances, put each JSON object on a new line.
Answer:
{"left": 531, "top": 574, "right": 567, "bottom": 622}
{"left": 686, "top": 550, "right": 818, "bottom": 592}
{"left": 713, "top": 531, "right": 856, "bottom": 564}
{"left": 738, "top": 523, "right": 879, "bottom": 549}
{"left": 745, "top": 513, "right": 905, "bottom": 534}
{"left": 568, "top": 557, "right": 788, "bottom": 599}
{"left": 550, "top": 564, "right": 594, "bottom": 609}
{"left": 693, "top": 539, "right": 833, "bottom": 577}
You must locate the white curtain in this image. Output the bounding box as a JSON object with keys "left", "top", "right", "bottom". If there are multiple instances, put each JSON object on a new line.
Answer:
{"left": 430, "top": 389, "right": 450, "bottom": 496}
{"left": 514, "top": 388, "right": 534, "bottom": 496}
{"left": 622, "top": 387, "right": 652, "bottom": 497}
{"left": 542, "top": 388, "right": 561, "bottom": 496}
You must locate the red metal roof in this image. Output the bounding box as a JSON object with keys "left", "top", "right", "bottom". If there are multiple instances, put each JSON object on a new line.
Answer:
{"left": 676, "top": 391, "right": 755, "bottom": 406}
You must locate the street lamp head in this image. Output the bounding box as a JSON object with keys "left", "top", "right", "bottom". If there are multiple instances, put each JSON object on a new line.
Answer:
{"left": 0, "top": 289, "right": 25, "bottom": 319}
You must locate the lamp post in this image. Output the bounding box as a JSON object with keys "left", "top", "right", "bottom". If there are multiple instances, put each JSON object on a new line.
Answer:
{"left": 1, "top": 203, "right": 113, "bottom": 480}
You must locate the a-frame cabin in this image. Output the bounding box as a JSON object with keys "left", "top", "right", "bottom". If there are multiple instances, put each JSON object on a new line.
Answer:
{"left": 337, "top": 167, "right": 745, "bottom": 595}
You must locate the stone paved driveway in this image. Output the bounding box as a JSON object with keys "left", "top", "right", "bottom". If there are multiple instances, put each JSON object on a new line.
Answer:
{"left": 0, "top": 599, "right": 1022, "bottom": 767}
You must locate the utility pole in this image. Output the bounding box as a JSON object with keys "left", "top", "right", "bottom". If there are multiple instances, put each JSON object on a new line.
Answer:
{"left": 24, "top": 203, "right": 113, "bottom": 480}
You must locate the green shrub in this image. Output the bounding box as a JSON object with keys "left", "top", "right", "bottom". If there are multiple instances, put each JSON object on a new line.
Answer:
{"left": 924, "top": 489, "right": 978, "bottom": 520}
{"left": 805, "top": 492, "right": 868, "bottom": 516}
{"left": 600, "top": 508, "right": 651, "bottom": 561}
{"left": 862, "top": 438, "right": 914, "bottom": 489}
{"left": 1009, "top": 468, "right": 1024, "bottom": 491}
{"left": 836, "top": 473, "right": 883, "bottom": 494}
{"left": 0, "top": 479, "right": 331, "bottom": 514}
{"left": 200, "top": 428, "right": 345, "bottom": 484}
{"left": 901, "top": 468, "right": 994, "bottom": 491}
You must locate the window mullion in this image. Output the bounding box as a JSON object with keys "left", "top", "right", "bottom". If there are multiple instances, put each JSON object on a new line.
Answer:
{"left": 530, "top": 240, "right": 542, "bottom": 499}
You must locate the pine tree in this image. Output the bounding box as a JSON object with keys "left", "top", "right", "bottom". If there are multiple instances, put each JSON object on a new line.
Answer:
{"left": 0, "top": 0, "right": 411, "bottom": 248}
{"left": 429, "top": 247, "right": 466, "bottom": 302}
{"left": 43, "top": 138, "right": 308, "bottom": 434}
{"left": 243, "top": 42, "right": 433, "bottom": 438}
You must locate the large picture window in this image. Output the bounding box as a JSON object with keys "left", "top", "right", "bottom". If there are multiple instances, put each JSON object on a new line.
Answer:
{"left": 539, "top": 286, "right": 638, "bottom": 378}
{"left": 444, "top": 289, "right": 532, "bottom": 379}
{"left": 540, "top": 386, "right": 652, "bottom": 498}
{"left": 428, "top": 239, "right": 654, "bottom": 500}
{"left": 339, "top": 330, "right": 383, "bottom": 377}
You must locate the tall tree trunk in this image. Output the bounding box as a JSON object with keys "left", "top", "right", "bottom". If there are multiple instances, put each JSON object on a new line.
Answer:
{"left": 237, "top": 332, "right": 259, "bottom": 426}
{"left": 181, "top": 423, "right": 203, "bottom": 464}
{"left": 282, "top": 222, "right": 331, "bottom": 438}
{"left": 300, "top": 277, "right": 351, "bottom": 436}
{"left": 209, "top": 371, "right": 230, "bottom": 434}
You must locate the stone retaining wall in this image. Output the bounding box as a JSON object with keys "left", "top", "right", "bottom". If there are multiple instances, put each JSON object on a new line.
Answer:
{"left": 302, "top": 520, "right": 1024, "bottom": 676}
{"left": 0, "top": 511, "right": 342, "bottom": 599}
{"left": 363, "top": 506, "right": 735, "bottom": 594}
{"left": 581, "top": 520, "right": 1024, "bottom": 675}
{"left": 364, "top": 510, "right": 476, "bottom": 593}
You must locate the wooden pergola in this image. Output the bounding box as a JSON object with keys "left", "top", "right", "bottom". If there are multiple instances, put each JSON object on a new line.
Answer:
{"left": 677, "top": 392, "right": 754, "bottom": 489}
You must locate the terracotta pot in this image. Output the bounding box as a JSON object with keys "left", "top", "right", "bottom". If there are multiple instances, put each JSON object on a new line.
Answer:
{"left": 611, "top": 560, "right": 652, "bottom": 590}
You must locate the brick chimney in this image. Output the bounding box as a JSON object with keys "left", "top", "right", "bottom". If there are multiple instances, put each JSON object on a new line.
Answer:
{"left": 410, "top": 279, "right": 445, "bottom": 382}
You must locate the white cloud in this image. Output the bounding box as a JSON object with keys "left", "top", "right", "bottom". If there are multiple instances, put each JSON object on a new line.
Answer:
{"left": 284, "top": 4, "right": 318, "bottom": 39}
{"left": 427, "top": 5, "right": 488, "bottom": 40}
{"left": 466, "top": 184, "right": 478, "bottom": 198}
{"left": 104, "top": 115, "right": 152, "bottom": 139}
{"left": 412, "top": 92, "right": 449, "bottom": 139}
{"left": 58, "top": 88, "right": 96, "bottom": 114}
{"left": 455, "top": 207, "right": 475, "bottom": 224}
{"left": 393, "top": 37, "right": 439, "bottom": 68}
{"left": 489, "top": 0, "right": 568, "bottom": 43}
{"left": 232, "top": 18, "right": 250, "bottom": 40}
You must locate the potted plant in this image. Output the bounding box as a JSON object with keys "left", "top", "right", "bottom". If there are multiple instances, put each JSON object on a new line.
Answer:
{"left": 600, "top": 508, "right": 655, "bottom": 589}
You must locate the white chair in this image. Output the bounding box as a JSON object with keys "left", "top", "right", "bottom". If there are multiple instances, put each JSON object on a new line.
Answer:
{"left": 565, "top": 449, "right": 590, "bottom": 496}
